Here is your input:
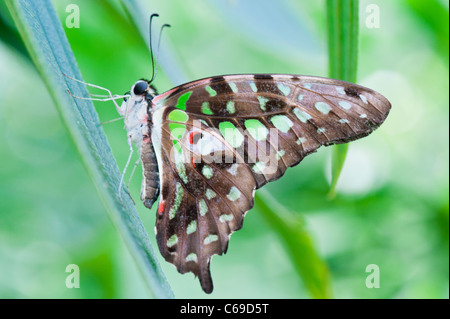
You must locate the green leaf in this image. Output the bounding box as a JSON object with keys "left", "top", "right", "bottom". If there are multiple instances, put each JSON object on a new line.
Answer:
{"left": 6, "top": 0, "right": 173, "bottom": 298}
{"left": 326, "top": 0, "right": 359, "bottom": 198}
{"left": 405, "top": 0, "right": 449, "bottom": 64}
{"left": 256, "top": 190, "right": 332, "bottom": 299}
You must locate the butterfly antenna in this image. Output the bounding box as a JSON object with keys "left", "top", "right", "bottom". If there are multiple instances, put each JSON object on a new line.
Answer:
{"left": 149, "top": 23, "right": 171, "bottom": 83}
{"left": 148, "top": 13, "right": 159, "bottom": 83}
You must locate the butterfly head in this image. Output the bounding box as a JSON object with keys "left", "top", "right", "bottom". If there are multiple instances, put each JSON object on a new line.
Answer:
{"left": 124, "top": 79, "right": 158, "bottom": 102}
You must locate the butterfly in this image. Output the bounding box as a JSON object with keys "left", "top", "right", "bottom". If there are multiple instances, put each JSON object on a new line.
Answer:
{"left": 114, "top": 73, "right": 391, "bottom": 293}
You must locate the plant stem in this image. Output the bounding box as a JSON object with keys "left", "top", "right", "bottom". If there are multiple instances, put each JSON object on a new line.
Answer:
{"left": 326, "top": 0, "right": 359, "bottom": 198}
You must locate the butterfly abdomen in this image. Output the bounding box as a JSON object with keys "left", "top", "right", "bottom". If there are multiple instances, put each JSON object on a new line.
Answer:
{"left": 140, "top": 137, "right": 160, "bottom": 209}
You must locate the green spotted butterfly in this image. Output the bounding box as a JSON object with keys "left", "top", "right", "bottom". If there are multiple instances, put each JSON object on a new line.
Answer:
{"left": 116, "top": 73, "right": 390, "bottom": 293}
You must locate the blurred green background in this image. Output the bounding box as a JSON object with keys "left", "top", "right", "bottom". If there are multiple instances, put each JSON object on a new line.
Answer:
{"left": 0, "top": 0, "right": 448, "bottom": 298}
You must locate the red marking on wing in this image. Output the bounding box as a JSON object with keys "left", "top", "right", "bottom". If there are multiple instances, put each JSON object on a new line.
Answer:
{"left": 189, "top": 131, "right": 202, "bottom": 145}
{"left": 158, "top": 201, "right": 165, "bottom": 214}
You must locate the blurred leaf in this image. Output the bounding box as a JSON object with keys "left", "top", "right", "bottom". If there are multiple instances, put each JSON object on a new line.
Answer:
{"left": 255, "top": 190, "right": 332, "bottom": 299}
{"left": 405, "top": 0, "right": 449, "bottom": 64}
{"left": 0, "top": 0, "right": 28, "bottom": 58}
{"left": 326, "top": 0, "right": 359, "bottom": 198}
{"left": 5, "top": 0, "right": 173, "bottom": 298}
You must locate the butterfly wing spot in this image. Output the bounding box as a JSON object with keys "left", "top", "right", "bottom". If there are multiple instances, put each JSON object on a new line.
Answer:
{"left": 277, "top": 83, "right": 291, "bottom": 96}
{"left": 298, "top": 94, "right": 304, "bottom": 101}
{"left": 317, "top": 127, "right": 326, "bottom": 134}
{"left": 226, "top": 100, "right": 236, "bottom": 114}
{"left": 339, "top": 119, "right": 350, "bottom": 124}
{"left": 315, "top": 102, "right": 332, "bottom": 115}
{"left": 204, "top": 234, "right": 219, "bottom": 245}
{"left": 226, "top": 186, "right": 241, "bottom": 202}
{"left": 167, "top": 234, "right": 178, "bottom": 248}
{"left": 174, "top": 153, "right": 188, "bottom": 184}
{"left": 186, "top": 220, "right": 197, "bottom": 234}
{"left": 175, "top": 91, "right": 193, "bottom": 111}
{"left": 205, "top": 85, "right": 217, "bottom": 97}
{"left": 338, "top": 101, "right": 352, "bottom": 110}
{"left": 270, "top": 115, "right": 294, "bottom": 133}
{"left": 201, "top": 102, "right": 214, "bottom": 115}
{"left": 198, "top": 199, "right": 208, "bottom": 216}
{"left": 252, "top": 161, "right": 266, "bottom": 174}
{"left": 257, "top": 96, "right": 269, "bottom": 111}
{"left": 219, "top": 214, "right": 234, "bottom": 223}
{"left": 293, "top": 108, "right": 312, "bottom": 123}
{"left": 186, "top": 253, "right": 198, "bottom": 263}
{"left": 245, "top": 119, "right": 269, "bottom": 141}
{"left": 360, "top": 94, "right": 369, "bottom": 104}
{"left": 169, "top": 183, "right": 184, "bottom": 219}
{"left": 209, "top": 78, "right": 236, "bottom": 95}
{"left": 201, "top": 165, "right": 214, "bottom": 179}
{"left": 336, "top": 86, "right": 346, "bottom": 95}
{"left": 228, "top": 81, "right": 239, "bottom": 93}
{"left": 168, "top": 123, "right": 186, "bottom": 151}
{"left": 168, "top": 109, "right": 189, "bottom": 122}
{"left": 249, "top": 82, "right": 258, "bottom": 92}
{"left": 227, "top": 163, "right": 239, "bottom": 176}
{"left": 219, "top": 121, "right": 245, "bottom": 148}
{"left": 200, "top": 119, "right": 209, "bottom": 127}
{"left": 276, "top": 150, "right": 286, "bottom": 160}
{"left": 205, "top": 188, "right": 217, "bottom": 200}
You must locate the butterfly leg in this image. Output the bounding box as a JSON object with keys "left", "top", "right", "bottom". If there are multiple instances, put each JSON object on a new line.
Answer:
{"left": 100, "top": 117, "right": 124, "bottom": 125}
{"left": 67, "top": 94, "right": 129, "bottom": 102}
{"left": 88, "top": 93, "right": 115, "bottom": 98}
{"left": 127, "top": 158, "right": 141, "bottom": 188}
{"left": 118, "top": 136, "right": 135, "bottom": 204}
{"left": 63, "top": 73, "right": 126, "bottom": 115}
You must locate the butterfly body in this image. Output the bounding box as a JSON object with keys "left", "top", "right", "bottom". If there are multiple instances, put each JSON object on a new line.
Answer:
{"left": 120, "top": 93, "right": 149, "bottom": 147}
{"left": 120, "top": 74, "right": 391, "bottom": 293}
{"left": 118, "top": 83, "right": 161, "bottom": 209}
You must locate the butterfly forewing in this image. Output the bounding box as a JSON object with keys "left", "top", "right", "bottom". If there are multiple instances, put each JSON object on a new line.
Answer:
{"left": 149, "top": 74, "right": 391, "bottom": 293}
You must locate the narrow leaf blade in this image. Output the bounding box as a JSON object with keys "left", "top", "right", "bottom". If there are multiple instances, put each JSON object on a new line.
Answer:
{"left": 6, "top": 0, "right": 173, "bottom": 298}
{"left": 256, "top": 190, "right": 333, "bottom": 299}
{"left": 326, "top": 0, "right": 359, "bottom": 197}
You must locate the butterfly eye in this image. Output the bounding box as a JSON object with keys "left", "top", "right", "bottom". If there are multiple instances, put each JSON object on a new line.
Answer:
{"left": 123, "top": 91, "right": 130, "bottom": 102}
{"left": 133, "top": 81, "right": 149, "bottom": 95}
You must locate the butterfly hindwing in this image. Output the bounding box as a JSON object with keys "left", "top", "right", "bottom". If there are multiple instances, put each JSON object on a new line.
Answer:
{"left": 147, "top": 74, "right": 391, "bottom": 293}
{"left": 150, "top": 106, "right": 256, "bottom": 293}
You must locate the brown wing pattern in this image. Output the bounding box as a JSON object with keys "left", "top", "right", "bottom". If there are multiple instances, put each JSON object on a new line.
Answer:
{"left": 150, "top": 74, "right": 391, "bottom": 293}
{"left": 152, "top": 112, "right": 256, "bottom": 293}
